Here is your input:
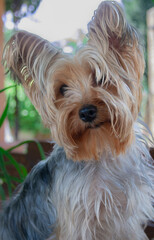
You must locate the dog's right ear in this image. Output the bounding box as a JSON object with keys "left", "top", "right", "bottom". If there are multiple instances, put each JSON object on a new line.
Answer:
{"left": 2, "top": 31, "right": 62, "bottom": 125}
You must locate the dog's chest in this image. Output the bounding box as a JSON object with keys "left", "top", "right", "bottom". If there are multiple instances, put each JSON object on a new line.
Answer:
{"left": 52, "top": 156, "right": 130, "bottom": 239}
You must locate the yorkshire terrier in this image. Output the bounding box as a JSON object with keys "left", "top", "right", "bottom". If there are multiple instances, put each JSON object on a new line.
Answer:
{"left": 0, "top": 1, "right": 154, "bottom": 240}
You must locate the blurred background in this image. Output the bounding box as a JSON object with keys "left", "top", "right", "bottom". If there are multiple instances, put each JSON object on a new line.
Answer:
{"left": 0, "top": 0, "right": 154, "bottom": 145}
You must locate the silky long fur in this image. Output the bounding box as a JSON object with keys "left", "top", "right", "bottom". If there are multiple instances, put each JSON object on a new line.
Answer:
{"left": 0, "top": 133, "right": 153, "bottom": 240}
{"left": 0, "top": 1, "right": 154, "bottom": 240}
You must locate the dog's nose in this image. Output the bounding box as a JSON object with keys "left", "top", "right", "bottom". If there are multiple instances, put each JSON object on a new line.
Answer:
{"left": 79, "top": 105, "right": 97, "bottom": 123}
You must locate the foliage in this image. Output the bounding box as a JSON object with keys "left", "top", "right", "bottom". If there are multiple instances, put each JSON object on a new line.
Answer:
{"left": 0, "top": 86, "right": 45, "bottom": 200}
{"left": 123, "top": 0, "right": 153, "bottom": 36}
{"left": 5, "top": 0, "right": 42, "bottom": 23}
{"left": 123, "top": 0, "right": 154, "bottom": 109}
{"left": 5, "top": 77, "right": 50, "bottom": 136}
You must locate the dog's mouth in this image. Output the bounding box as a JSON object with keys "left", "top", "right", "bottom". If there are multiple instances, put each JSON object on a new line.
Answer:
{"left": 87, "top": 120, "right": 111, "bottom": 129}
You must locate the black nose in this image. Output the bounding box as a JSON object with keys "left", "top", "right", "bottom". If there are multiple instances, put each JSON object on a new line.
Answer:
{"left": 79, "top": 105, "right": 97, "bottom": 123}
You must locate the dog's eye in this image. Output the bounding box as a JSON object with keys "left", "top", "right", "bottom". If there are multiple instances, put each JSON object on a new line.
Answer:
{"left": 59, "top": 84, "right": 68, "bottom": 96}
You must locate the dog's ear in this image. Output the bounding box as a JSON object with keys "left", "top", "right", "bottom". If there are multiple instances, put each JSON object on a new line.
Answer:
{"left": 88, "top": 1, "right": 138, "bottom": 52}
{"left": 2, "top": 31, "right": 62, "bottom": 125}
{"left": 88, "top": 1, "right": 144, "bottom": 115}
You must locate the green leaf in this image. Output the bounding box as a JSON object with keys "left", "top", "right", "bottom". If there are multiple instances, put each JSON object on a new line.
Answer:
{"left": 6, "top": 141, "right": 30, "bottom": 152}
{"left": 0, "top": 147, "right": 27, "bottom": 180}
{"left": 0, "top": 149, "right": 12, "bottom": 196}
{"left": 10, "top": 176, "right": 24, "bottom": 183}
{"left": 7, "top": 140, "right": 46, "bottom": 160}
{"left": 19, "top": 164, "right": 28, "bottom": 178}
{"left": 0, "top": 184, "right": 6, "bottom": 200}
{"left": 0, "top": 96, "right": 10, "bottom": 127}
{"left": 34, "top": 141, "right": 46, "bottom": 160}
{"left": 0, "top": 85, "right": 16, "bottom": 93}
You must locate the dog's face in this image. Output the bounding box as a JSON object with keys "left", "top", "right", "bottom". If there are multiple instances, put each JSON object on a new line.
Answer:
{"left": 3, "top": 1, "right": 144, "bottom": 160}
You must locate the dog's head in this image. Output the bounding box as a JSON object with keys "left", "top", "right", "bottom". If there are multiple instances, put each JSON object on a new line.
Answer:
{"left": 3, "top": 1, "right": 144, "bottom": 160}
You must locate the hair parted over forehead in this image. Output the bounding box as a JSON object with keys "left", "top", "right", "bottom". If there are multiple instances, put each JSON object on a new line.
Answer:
{"left": 2, "top": 1, "right": 145, "bottom": 160}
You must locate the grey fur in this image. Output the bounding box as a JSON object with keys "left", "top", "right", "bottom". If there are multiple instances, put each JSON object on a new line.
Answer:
{"left": 0, "top": 133, "right": 154, "bottom": 240}
{"left": 0, "top": 149, "right": 58, "bottom": 240}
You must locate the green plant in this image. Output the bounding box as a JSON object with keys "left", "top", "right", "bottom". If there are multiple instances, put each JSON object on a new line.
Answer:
{"left": 5, "top": 77, "right": 50, "bottom": 137}
{"left": 0, "top": 86, "right": 45, "bottom": 200}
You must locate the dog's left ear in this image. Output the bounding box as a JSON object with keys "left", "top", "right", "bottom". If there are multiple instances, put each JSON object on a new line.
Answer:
{"left": 88, "top": 1, "right": 144, "bottom": 112}
{"left": 88, "top": 1, "right": 130, "bottom": 49}
{"left": 2, "top": 31, "right": 63, "bottom": 125}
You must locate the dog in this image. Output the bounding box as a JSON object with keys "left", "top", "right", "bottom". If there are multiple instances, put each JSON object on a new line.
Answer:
{"left": 0, "top": 1, "right": 154, "bottom": 239}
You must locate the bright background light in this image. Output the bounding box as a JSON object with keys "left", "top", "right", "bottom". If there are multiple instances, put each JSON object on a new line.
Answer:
{"left": 5, "top": 0, "right": 121, "bottom": 42}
